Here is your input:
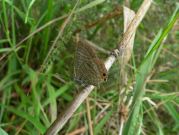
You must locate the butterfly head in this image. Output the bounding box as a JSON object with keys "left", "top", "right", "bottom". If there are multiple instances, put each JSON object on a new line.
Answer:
{"left": 94, "top": 58, "right": 108, "bottom": 83}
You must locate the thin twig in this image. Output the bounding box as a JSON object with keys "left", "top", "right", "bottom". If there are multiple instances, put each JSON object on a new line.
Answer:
{"left": 74, "top": 6, "right": 122, "bottom": 33}
{"left": 67, "top": 102, "right": 111, "bottom": 135}
{"left": 163, "top": 48, "right": 179, "bottom": 60}
{"left": 118, "top": 118, "right": 124, "bottom": 135}
{"left": 86, "top": 98, "right": 94, "bottom": 135}
{"left": 84, "top": 39, "right": 110, "bottom": 54}
{"left": 52, "top": 74, "right": 67, "bottom": 84}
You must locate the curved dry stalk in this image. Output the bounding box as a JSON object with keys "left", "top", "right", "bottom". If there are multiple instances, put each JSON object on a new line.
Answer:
{"left": 119, "top": 0, "right": 153, "bottom": 50}
{"left": 45, "top": 85, "right": 95, "bottom": 135}
{"left": 86, "top": 98, "right": 94, "bottom": 135}
{"left": 45, "top": 0, "right": 153, "bottom": 135}
{"left": 84, "top": 39, "right": 111, "bottom": 55}
{"left": 117, "top": 6, "right": 136, "bottom": 135}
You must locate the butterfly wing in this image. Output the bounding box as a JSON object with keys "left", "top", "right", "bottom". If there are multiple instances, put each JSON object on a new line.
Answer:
{"left": 74, "top": 59, "right": 98, "bottom": 85}
{"left": 74, "top": 38, "right": 107, "bottom": 86}
{"left": 76, "top": 39, "right": 97, "bottom": 60}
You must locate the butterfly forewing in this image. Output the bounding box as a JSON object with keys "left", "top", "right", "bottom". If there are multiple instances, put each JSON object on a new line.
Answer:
{"left": 74, "top": 38, "right": 107, "bottom": 86}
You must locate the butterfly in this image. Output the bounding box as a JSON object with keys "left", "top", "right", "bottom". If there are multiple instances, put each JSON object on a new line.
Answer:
{"left": 74, "top": 38, "right": 107, "bottom": 86}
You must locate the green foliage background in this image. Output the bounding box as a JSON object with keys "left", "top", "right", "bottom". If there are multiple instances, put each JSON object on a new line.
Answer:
{"left": 0, "top": 0, "right": 179, "bottom": 135}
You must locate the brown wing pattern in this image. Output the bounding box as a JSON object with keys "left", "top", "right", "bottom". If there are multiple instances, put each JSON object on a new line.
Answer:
{"left": 74, "top": 38, "right": 107, "bottom": 86}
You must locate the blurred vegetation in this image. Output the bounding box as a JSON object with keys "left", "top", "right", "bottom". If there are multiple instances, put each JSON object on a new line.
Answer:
{"left": 0, "top": 0, "right": 179, "bottom": 135}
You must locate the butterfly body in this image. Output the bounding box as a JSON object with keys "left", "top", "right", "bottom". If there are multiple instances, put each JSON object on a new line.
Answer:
{"left": 74, "top": 38, "right": 107, "bottom": 86}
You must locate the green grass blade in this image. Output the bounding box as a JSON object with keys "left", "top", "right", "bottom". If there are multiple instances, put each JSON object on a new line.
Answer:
{"left": 0, "top": 128, "right": 8, "bottom": 135}
{"left": 0, "top": 105, "right": 46, "bottom": 134}
{"left": 94, "top": 110, "right": 113, "bottom": 135}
